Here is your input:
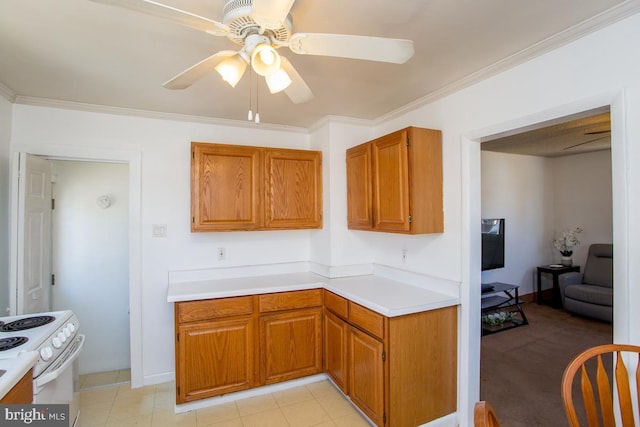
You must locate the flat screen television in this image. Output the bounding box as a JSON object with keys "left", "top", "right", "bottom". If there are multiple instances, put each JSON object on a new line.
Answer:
{"left": 481, "top": 218, "right": 505, "bottom": 271}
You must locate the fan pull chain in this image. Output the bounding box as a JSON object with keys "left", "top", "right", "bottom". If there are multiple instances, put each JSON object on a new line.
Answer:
{"left": 247, "top": 66, "right": 253, "bottom": 121}
{"left": 255, "top": 76, "right": 260, "bottom": 124}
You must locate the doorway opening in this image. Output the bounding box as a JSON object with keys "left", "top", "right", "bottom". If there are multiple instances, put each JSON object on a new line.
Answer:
{"left": 477, "top": 107, "right": 614, "bottom": 423}
{"left": 9, "top": 148, "right": 143, "bottom": 388}
{"left": 51, "top": 160, "right": 130, "bottom": 386}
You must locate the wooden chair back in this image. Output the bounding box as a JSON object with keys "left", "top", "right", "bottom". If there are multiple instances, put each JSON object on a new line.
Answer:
{"left": 474, "top": 401, "right": 501, "bottom": 427}
{"left": 561, "top": 344, "right": 640, "bottom": 426}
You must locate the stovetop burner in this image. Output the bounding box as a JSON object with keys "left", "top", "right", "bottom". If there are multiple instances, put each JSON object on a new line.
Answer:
{"left": 0, "top": 315, "right": 55, "bottom": 332}
{"left": 0, "top": 336, "right": 29, "bottom": 351}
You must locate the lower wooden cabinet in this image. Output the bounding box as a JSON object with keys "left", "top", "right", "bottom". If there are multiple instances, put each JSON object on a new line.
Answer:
{"left": 348, "top": 326, "right": 385, "bottom": 425}
{"left": 175, "top": 288, "right": 457, "bottom": 427}
{"left": 324, "top": 290, "right": 458, "bottom": 427}
{"left": 176, "top": 316, "right": 255, "bottom": 403}
{"left": 324, "top": 310, "right": 349, "bottom": 393}
{"left": 0, "top": 368, "right": 33, "bottom": 404}
{"left": 175, "top": 289, "right": 323, "bottom": 404}
{"left": 261, "top": 307, "right": 323, "bottom": 384}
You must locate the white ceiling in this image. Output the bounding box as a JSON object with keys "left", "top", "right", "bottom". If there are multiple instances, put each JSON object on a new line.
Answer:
{"left": 1, "top": 0, "right": 639, "bottom": 129}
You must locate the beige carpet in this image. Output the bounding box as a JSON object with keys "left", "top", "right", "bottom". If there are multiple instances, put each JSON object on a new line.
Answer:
{"left": 480, "top": 301, "right": 612, "bottom": 426}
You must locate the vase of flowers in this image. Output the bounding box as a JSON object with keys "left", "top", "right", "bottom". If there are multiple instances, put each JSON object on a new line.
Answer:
{"left": 552, "top": 227, "right": 583, "bottom": 266}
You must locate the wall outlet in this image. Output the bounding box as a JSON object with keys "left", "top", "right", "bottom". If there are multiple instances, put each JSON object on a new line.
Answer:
{"left": 401, "top": 249, "right": 408, "bottom": 263}
{"left": 217, "top": 247, "right": 226, "bottom": 260}
{"left": 152, "top": 224, "right": 167, "bottom": 238}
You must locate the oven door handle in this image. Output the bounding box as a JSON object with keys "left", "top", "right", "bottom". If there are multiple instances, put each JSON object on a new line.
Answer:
{"left": 34, "top": 334, "right": 85, "bottom": 388}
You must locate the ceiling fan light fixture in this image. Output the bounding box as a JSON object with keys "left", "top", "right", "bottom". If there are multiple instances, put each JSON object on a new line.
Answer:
{"left": 214, "top": 54, "right": 247, "bottom": 87}
{"left": 266, "top": 68, "right": 292, "bottom": 93}
{"left": 251, "top": 43, "right": 281, "bottom": 76}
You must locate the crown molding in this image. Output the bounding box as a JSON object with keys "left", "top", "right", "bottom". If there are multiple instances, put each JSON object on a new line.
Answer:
{"left": 0, "top": 82, "right": 16, "bottom": 103}
{"left": 13, "top": 95, "right": 310, "bottom": 134}
{"left": 375, "top": 0, "right": 640, "bottom": 125}
{"left": 308, "top": 115, "right": 374, "bottom": 133}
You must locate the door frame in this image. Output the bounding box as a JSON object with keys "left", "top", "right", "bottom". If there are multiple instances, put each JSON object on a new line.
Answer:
{"left": 9, "top": 145, "right": 143, "bottom": 388}
{"left": 459, "top": 89, "right": 630, "bottom": 424}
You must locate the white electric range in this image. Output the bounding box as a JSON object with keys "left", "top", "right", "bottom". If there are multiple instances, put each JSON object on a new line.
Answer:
{"left": 0, "top": 310, "right": 84, "bottom": 427}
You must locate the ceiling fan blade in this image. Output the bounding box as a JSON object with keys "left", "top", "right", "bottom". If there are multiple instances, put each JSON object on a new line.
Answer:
{"left": 288, "top": 33, "right": 414, "bottom": 64}
{"left": 251, "top": 0, "right": 296, "bottom": 30}
{"left": 163, "top": 51, "right": 237, "bottom": 89}
{"left": 280, "top": 57, "right": 314, "bottom": 104}
{"left": 89, "top": 0, "right": 229, "bottom": 35}
{"left": 562, "top": 136, "right": 610, "bottom": 150}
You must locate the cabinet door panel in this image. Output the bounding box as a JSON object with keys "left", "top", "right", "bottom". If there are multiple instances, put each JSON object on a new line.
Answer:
{"left": 265, "top": 149, "right": 322, "bottom": 229}
{"left": 324, "top": 310, "right": 348, "bottom": 393}
{"left": 191, "top": 143, "right": 263, "bottom": 231}
{"left": 349, "top": 327, "right": 384, "bottom": 426}
{"left": 261, "top": 308, "right": 322, "bottom": 384}
{"left": 176, "top": 317, "right": 254, "bottom": 402}
{"left": 372, "top": 130, "right": 410, "bottom": 232}
{"left": 346, "top": 143, "right": 373, "bottom": 229}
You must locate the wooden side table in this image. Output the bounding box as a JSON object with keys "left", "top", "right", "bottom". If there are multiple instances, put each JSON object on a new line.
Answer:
{"left": 536, "top": 265, "right": 580, "bottom": 307}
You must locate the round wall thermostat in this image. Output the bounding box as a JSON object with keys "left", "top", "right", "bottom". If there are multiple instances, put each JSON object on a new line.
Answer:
{"left": 97, "top": 195, "right": 111, "bottom": 209}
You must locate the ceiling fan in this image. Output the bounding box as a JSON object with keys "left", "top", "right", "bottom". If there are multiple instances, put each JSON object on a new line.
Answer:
{"left": 90, "top": 0, "right": 415, "bottom": 105}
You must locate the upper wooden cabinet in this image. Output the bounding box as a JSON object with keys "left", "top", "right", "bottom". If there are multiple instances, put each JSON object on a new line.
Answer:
{"left": 347, "top": 127, "right": 443, "bottom": 234}
{"left": 191, "top": 143, "right": 263, "bottom": 231}
{"left": 191, "top": 142, "right": 322, "bottom": 231}
{"left": 264, "top": 149, "right": 323, "bottom": 229}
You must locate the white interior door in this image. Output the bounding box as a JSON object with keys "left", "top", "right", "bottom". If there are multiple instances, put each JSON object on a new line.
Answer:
{"left": 11, "top": 153, "right": 52, "bottom": 314}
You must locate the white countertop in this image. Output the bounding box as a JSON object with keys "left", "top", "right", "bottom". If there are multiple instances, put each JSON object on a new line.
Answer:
{"left": 167, "top": 272, "right": 459, "bottom": 317}
{"left": 0, "top": 351, "right": 38, "bottom": 400}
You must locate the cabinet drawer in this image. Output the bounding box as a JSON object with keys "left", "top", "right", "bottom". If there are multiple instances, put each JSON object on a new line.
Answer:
{"left": 177, "top": 296, "right": 254, "bottom": 323}
{"left": 259, "top": 289, "right": 322, "bottom": 313}
{"left": 324, "top": 290, "right": 348, "bottom": 319}
{"left": 349, "top": 302, "right": 385, "bottom": 340}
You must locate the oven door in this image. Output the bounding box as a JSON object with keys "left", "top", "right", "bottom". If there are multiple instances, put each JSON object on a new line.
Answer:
{"left": 33, "top": 334, "right": 85, "bottom": 427}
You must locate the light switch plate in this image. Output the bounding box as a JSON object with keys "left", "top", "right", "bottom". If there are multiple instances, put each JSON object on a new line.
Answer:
{"left": 152, "top": 224, "right": 167, "bottom": 238}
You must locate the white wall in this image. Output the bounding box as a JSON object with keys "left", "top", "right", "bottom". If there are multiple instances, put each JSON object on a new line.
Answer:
{"left": 51, "top": 160, "right": 130, "bottom": 375}
{"left": 480, "top": 151, "right": 554, "bottom": 294}
{"left": 309, "top": 120, "right": 376, "bottom": 275}
{"left": 552, "top": 150, "right": 613, "bottom": 267}
{"left": 0, "top": 96, "right": 12, "bottom": 314}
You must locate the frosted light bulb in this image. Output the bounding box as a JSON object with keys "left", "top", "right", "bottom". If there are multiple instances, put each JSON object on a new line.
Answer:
{"left": 266, "top": 68, "right": 292, "bottom": 93}
{"left": 255, "top": 112, "right": 260, "bottom": 124}
{"left": 259, "top": 48, "right": 275, "bottom": 65}
{"left": 248, "top": 110, "right": 253, "bottom": 121}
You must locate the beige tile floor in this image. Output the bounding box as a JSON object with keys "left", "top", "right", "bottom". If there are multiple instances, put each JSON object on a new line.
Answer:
{"left": 80, "top": 369, "right": 132, "bottom": 390}
{"left": 79, "top": 376, "right": 373, "bottom": 427}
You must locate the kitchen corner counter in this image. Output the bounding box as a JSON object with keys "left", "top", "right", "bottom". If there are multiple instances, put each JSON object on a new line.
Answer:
{"left": 167, "top": 271, "right": 459, "bottom": 317}
{"left": 0, "top": 351, "right": 38, "bottom": 399}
